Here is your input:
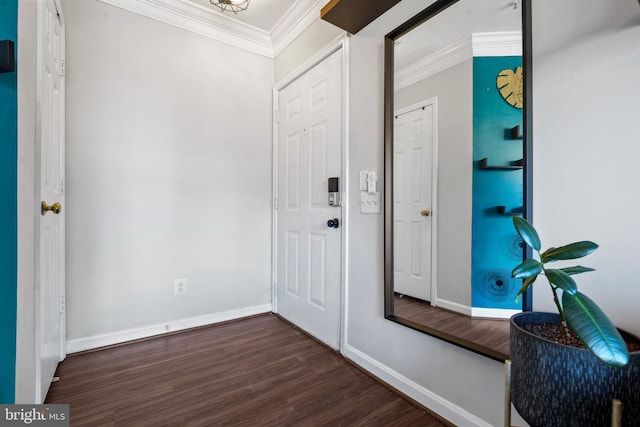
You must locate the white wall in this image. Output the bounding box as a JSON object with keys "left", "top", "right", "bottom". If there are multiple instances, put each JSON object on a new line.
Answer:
{"left": 531, "top": 0, "right": 640, "bottom": 337}
{"left": 62, "top": 0, "right": 273, "bottom": 348}
{"left": 273, "top": 18, "right": 343, "bottom": 83}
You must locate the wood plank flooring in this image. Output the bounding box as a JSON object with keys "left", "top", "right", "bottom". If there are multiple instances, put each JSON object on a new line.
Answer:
{"left": 46, "top": 314, "right": 448, "bottom": 426}
{"left": 394, "top": 295, "right": 510, "bottom": 358}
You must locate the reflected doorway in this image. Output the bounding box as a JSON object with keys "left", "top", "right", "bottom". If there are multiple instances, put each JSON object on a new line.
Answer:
{"left": 393, "top": 99, "right": 438, "bottom": 303}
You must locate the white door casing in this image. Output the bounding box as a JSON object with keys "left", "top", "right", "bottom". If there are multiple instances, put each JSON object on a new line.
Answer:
{"left": 275, "top": 49, "right": 343, "bottom": 350}
{"left": 35, "top": 0, "right": 66, "bottom": 403}
{"left": 393, "top": 99, "right": 438, "bottom": 303}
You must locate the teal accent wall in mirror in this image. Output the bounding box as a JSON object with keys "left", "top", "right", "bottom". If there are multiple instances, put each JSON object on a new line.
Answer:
{"left": 472, "top": 55, "right": 523, "bottom": 312}
{"left": 0, "top": 0, "right": 18, "bottom": 403}
{"left": 383, "top": 0, "right": 532, "bottom": 361}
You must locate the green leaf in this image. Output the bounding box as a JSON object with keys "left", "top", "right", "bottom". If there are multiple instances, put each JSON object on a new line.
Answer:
{"left": 512, "top": 259, "right": 542, "bottom": 279}
{"left": 545, "top": 269, "right": 577, "bottom": 295}
{"left": 560, "top": 266, "right": 596, "bottom": 276}
{"left": 515, "top": 276, "right": 536, "bottom": 303}
{"left": 512, "top": 217, "right": 541, "bottom": 251}
{"left": 541, "top": 241, "right": 598, "bottom": 263}
{"left": 563, "top": 291, "right": 629, "bottom": 368}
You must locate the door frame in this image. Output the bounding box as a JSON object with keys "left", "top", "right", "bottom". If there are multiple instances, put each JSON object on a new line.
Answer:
{"left": 272, "top": 34, "right": 350, "bottom": 352}
{"left": 393, "top": 97, "right": 439, "bottom": 306}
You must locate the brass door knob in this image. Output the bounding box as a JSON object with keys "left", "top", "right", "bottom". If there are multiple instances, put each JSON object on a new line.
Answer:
{"left": 41, "top": 201, "right": 62, "bottom": 216}
{"left": 421, "top": 209, "right": 431, "bottom": 217}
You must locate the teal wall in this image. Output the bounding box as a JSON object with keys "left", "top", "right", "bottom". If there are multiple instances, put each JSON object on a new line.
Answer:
{"left": 471, "top": 56, "right": 523, "bottom": 310}
{"left": 0, "top": 0, "right": 18, "bottom": 404}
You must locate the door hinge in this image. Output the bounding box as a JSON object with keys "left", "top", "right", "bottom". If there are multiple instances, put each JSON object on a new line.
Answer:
{"left": 274, "top": 197, "right": 278, "bottom": 210}
{"left": 60, "top": 179, "right": 65, "bottom": 194}
{"left": 273, "top": 283, "right": 279, "bottom": 297}
{"left": 59, "top": 297, "right": 65, "bottom": 313}
{"left": 60, "top": 60, "right": 65, "bottom": 77}
{"left": 275, "top": 109, "right": 280, "bottom": 124}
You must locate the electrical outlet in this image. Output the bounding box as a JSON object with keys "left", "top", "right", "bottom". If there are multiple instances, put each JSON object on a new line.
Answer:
{"left": 174, "top": 278, "right": 187, "bottom": 295}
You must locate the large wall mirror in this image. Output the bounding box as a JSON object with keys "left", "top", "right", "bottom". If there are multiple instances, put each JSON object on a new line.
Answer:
{"left": 384, "top": 0, "right": 532, "bottom": 361}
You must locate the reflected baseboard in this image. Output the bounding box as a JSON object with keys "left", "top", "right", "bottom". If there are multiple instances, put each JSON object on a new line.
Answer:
{"left": 396, "top": 293, "right": 520, "bottom": 321}
{"left": 470, "top": 307, "right": 521, "bottom": 319}
{"left": 433, "top": 298, "right": 471, "bottom": 316}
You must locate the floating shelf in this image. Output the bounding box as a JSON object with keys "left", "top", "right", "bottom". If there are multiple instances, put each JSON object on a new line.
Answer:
{"left": 0, "top": 40, "right": 15, "bottom": 73}
{"left": 321, "top": 0, "right": 402, "bottom": 34}
{"left": 496, "top": 206, "right": 524, "bottom": 216}
{"left": 510, "top": 125, "right": 523, "bottom": 140}
{"left": 479, "top": 158, "right": 524, "bottom": 170}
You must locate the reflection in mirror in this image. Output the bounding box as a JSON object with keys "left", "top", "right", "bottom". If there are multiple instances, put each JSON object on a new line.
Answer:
{"left": 384, "top": 0, "right": 532, "bottom": 361}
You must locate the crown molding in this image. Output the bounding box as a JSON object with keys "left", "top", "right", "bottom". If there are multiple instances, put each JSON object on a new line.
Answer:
{"left": 271, "top": 0, "right": 326, "bottom": 57}
{"left": 97, "top": 0, "right": 324, "bottom": 58}
{"left": 98, "top": 0, "right": 274, "bottom": 57}
{"left": 471, "top": 31, "right": 522, "bottom": 57}
{"left": 395, "top": 36, "right": 472, "bottom": 91}
{"left": 395, "top": 31, "right": 522, "bottom": 91}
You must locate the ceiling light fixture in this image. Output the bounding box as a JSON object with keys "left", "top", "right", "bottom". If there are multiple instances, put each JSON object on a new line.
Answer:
{"left": 210, "top": 0, "right": 250, "bottom": 14}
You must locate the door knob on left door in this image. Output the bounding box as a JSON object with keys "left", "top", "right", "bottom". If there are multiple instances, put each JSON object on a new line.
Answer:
{"left": 327, "top": 218, "right": 340, "bottom": 228}
{"left": 421, "top": 209, "right": 431, "bottom": 217}
{"left": 41, "top": 201, "right": 62, "bottom": 216}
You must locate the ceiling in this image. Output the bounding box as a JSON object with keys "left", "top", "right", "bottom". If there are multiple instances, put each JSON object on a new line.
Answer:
{"left": 187, "top": 0, "right": 300, "bottom": 32}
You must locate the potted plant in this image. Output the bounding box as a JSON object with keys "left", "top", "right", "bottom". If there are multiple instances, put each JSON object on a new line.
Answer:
{"left": 509, "top": 216, "right": 640, "bottom": 426}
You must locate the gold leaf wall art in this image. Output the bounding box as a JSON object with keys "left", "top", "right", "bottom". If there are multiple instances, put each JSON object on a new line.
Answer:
{"left": 497, "top": 66, "right": 523, "bottom": 109}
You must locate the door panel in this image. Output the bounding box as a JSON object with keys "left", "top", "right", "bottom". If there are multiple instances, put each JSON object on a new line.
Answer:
{"left": 285, "top": 231, "right": 300, "bottom": 296}
{"left": 393, "top": 103, "right": 435, "bottom": 302}
{"left": 276, "top": 50, "right": 342, "bottom": 349}
{"left": 308, "top": 234, "right": 327, "bottom": 310}
{"left": 309, "top": 122, "right": 328, "bottom": 209}
{"left": 286, "top": 134, "right": 301, "bottom": 209}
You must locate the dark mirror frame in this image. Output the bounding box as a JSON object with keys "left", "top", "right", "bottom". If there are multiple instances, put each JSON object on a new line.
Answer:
{"left": 383, "top": 0, "right": 533, "bottom": 362}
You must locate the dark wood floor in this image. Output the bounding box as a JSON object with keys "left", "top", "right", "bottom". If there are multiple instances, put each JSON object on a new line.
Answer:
{"left": 46, "top": 314, "right": 448, "bottom": 426}
{"left": 394, "top": 295, "right": 510, "bottom": 358}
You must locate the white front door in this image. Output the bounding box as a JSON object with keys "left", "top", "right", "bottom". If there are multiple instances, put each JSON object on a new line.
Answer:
{"left": 275, "top": 50, "right": 343, "bottom": 349}
{"left": 36, "top": 0, "right": 66, "bottom": 402}
{"left": 393, "top": 100, "right": 437, "bottom": 302}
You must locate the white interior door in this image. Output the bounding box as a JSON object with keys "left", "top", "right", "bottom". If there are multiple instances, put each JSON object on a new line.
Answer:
{"left": 36, "top": 0, "right": 66, "bottom": 403}
{"left": 393, "top": 101, "right": 437, "bottom": 302}
{"left": 275, "top": 50, "right": 343, "bottom": 349}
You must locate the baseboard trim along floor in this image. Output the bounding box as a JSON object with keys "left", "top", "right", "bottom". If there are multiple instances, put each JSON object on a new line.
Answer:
{"left": 66, "top": 303, "right": 272, "bottom": 353}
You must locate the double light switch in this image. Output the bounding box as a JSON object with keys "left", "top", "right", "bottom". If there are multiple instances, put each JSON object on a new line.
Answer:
{"left": 359, "top": 170, "right": 380, "bottom": 214}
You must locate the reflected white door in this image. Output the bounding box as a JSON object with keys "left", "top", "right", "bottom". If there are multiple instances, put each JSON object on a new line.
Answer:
{"left": 393, "top": 100, "right": 437, "bottom": 302}
{"left": 36, "top": 0, "right": 66, "bottom": 403}
{"left": 276, "top": 50, "right": 342, "bottom": 349}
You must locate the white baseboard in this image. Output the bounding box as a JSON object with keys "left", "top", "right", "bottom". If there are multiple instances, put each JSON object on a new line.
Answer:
{"left": 435, "top": 298, "right": 472, "bottom": 316}
{"left": 470, "top": 307, "right": 521, "bottom": 319}
{"left": 342, "top": 344, "right": 493, "bottom": 427}
{"left": 66, "top": 304, "right": 272, "bottom": 354}
{"left": 435, "top": 299, "right": 521, "bottom": 320}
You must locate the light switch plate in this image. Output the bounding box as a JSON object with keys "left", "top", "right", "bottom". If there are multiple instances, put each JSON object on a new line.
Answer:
{"left": 359, "top": 171, "right": 368, "bottom": 191}
{"left": 360, "top": 192, "right": 381, "bottom": 214}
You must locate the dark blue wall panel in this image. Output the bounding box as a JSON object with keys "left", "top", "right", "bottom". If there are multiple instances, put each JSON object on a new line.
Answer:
{"left": 0, "top": 0, "right": 18, "bottom": 404}
{"left": 472, "top": 56, "right": 523, "bottom": 310}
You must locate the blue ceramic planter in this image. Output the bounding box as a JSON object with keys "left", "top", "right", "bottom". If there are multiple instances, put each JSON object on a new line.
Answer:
{"left": 510, "top": 312, "right": 640, "bottom": 427}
